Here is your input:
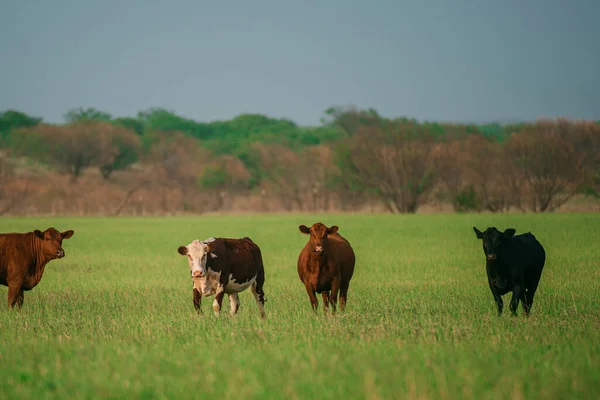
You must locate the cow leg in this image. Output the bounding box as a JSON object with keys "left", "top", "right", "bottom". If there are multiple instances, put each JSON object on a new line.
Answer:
{"left": 489, "top": 281, "right": 503, "bottom": 316}
{"left": 521, "top": 293, "right": 531, "bottom": 316}
{"left": 510, "top": 284, "right": 524, "bottom": 316}
{"left": 251, "top": 279, "right": 266, "bottom": 319}
{"left": 212, "top": 287, "right": 226, "bottom": 317}
{"left": 228, "top": 293, "right": 240, "bottom": 316}
{"left": 7, "top": 283, "right": 24, "bottom": 310}
{"left": 16, "top": 289, "right": 24, "bottom": 308}
{"left": 304, "top": 283, "right": 318, "bottom": 312}
{"left": 523, "top": 287, "right": 537, "bottom": 317}
{"left": 523, "top": 277, "right": 541, "bottom": 317}
{"left": 329, "top": 277, "right": 340, "bottom": 313}
{"left": 193, "top": 288, "right": 202, "bottom": 313}
{"left": 321, "top": 292, "right": 330, "bottom": 311}
{"left": 339, "top": 280, "right": 350, "bottom": 312}
{"left": 493, "top": 293, "right": 504, "bottom": 316}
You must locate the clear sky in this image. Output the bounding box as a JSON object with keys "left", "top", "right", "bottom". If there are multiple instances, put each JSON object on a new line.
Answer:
{"left": 1, "top": 0, "right": 599, "bottom": 125}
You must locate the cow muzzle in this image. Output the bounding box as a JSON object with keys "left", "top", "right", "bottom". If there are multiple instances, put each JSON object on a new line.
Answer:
{"left": 313, "top": 245, "right": 323, "bottom": 255}
{"left": 486, "top": 254, "right": 496, "bottom": 261}
{"left": 56, "top": 249, "right": 65, "bottom": 258}
{"left": 192, "top": 270, "right": 204, "bottom": 278}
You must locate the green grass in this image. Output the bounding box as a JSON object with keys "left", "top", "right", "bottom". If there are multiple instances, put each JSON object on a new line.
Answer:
{"left": 1, "top": 213, "right": 599, "bottom": 399}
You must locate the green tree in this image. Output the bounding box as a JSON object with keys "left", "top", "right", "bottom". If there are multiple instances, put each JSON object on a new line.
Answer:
{"left": 321, "top": 106, "right": 382, "bottom": 136}
{"left": 64, "top": 107, "right": 113, "bottom": 123}
{"left": 113, "top": 117, "right": 145, "bottom": 135}
{"left": 99, "top": 125, "right": 142, "bottom": 180}
{"left": 0, "top": 110, "right": 42, "bottom": 132}
{"left": 137, "top": 108, "right": 212, "bottom": 139}
{"left": 0, "top": 110, "right": 43, "bottom": 147}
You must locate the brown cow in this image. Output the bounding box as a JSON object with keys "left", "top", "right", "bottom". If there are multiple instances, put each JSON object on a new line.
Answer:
{"left": 177, "top": 236, "right": 266, "bottom": 318}
{"left": 0, "top": 227, "right": 75, "bottom": 309}
{"left": 297, "top": 222, "right": 355, "bottom": 313}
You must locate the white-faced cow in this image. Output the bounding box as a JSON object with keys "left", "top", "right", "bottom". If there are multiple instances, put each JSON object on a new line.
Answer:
{"left": 297, "top": 222, "right": 356, "bottom": 313}
{"left": 0, "top": 227, "right": 75, "bottom": 309}
{"left": 177, "top": 237, "right": 266, "bottom": 318}
{"left": 473, "top": 226, "right": 546, "bottom": 317}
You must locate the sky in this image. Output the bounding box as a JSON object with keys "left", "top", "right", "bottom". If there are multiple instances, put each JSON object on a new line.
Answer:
{"left": 1, "top": 0, "right": 599, "bottom": 126}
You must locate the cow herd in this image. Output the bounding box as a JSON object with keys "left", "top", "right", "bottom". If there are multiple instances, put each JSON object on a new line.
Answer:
{"left": 0, "top": 222, "right": 546, "bottom": 318}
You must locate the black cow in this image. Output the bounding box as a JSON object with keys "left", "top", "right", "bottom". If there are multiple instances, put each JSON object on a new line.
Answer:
{"left": 473, "top": 226, "right": 546, "bottom": 316}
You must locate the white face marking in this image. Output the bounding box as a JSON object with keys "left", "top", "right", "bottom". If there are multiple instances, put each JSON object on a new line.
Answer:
{"left": 184, "top": 240, "right": 209, "bottom": 278}
{"left": 183, "top": 238, "right": 218, "bottom": 280}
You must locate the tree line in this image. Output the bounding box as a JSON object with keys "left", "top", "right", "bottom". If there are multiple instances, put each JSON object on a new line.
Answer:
{"left": 0, "top": 107, "right": 598, "bottom": 215}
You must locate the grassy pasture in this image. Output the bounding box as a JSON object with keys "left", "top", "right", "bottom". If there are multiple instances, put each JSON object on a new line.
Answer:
{"left": 0, "top": 213, "right": 599, "bottom": 399}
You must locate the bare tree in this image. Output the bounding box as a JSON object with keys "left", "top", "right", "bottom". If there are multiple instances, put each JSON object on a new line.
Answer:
{"left": 198, "top": 155, "right": 251, "bottom": 211}
{"left": 99, "top": 125, "right": 141, "bottom": 180}
{"left": 432, "top": 138, "right": 474, "bottom": 211}
{"left": 297, "top": 145, "right": 335, "bottom": 211}
{"left": 143, "top": 131, "right": 212, "bottom": 213}
{"left": 504, "top": 120, "right": 589, "bottom": 212}
{"left": 461, "top": 135, "right": 513, "bottom": 212}
{"left": 0, "top": 153, "right": 31, "bottom": 215}
{"left": 14, "top": 122, "right": 117, "bottom": 182}
{"left": 339, "top": 124, "right": 437, "bottom": 213}
{"left": 249, "top": 143, "right": 306, "bottom": 211}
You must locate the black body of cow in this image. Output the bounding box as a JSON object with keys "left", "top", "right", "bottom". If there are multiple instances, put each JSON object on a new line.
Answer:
{"left": 473, "top": 227, "right": 546, "bottom": 316}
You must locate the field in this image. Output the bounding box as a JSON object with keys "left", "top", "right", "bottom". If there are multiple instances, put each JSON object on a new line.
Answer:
{"left": 1, "top": 213, "right": 599, "bottom": 399}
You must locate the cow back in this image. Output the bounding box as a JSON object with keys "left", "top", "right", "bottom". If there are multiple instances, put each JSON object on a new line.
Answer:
{"left": 508, "top": 233, "right": 545, "bottom": 265}
{"left": 0, "top": 233, "right": 36, "bottom": 286}
{"left": 327, "top": 232, "right": 356, "bottom": 280}
{"left": 207, "top": 237, "right": 263, "bottom": 283}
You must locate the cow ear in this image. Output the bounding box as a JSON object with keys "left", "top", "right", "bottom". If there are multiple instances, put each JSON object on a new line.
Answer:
{"left": 206, "top": 242, "right": 218, "bottom": 258}
{"left": 34, "top": 230, "right": 44, "bottom": 239}
{"left": 61, "top": 230, "right": 74, "bottom": 239}
{"left": 503, "top": 229, "right": 516, "bottom": 239}
{"left": 473, "top": 227, "right": 483, "bottom": 239}
{"left": 299, "top": 225, "right": 310, "bottom": 234}
{"left": 177, "top": 246, "right": 188, "bottom": 256}
{"left": 326, "top": 225, "right": 338, "bottom": 235}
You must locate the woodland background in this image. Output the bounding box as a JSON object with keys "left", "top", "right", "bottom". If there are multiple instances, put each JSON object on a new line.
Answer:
{"left": 1, "top": 107, "right": 599, "bottom": 216}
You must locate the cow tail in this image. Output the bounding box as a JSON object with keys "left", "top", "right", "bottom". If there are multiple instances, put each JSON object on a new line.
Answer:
{"left": 252, "top": 245, "right": 266, "bottom": 303}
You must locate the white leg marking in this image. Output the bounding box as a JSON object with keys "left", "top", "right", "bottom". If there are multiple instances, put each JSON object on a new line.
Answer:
{"left": 212, "top": 286, "right": 225, "bottom": 316}
{"left": 228, "top": 293, "right": 240, "bottom": 316}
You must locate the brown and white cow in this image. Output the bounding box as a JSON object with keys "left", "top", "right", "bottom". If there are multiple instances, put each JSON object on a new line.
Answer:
{"left": 177, "top": 236, "right": 266, "bottom": 318}
{"left": 0, "top": 227, "right": 75, "bottom": 309}
{"left": 297, "top": 222, "right": 355, "bottom": 313}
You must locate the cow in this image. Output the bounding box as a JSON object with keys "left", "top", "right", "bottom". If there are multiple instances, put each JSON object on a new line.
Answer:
{"left": 297, "top": 222, "right": 356, "bottom": 313}
{"left": 0, "top": 227, "right": 75, "bottom": 309}
{"left": 177, "top": 236, "right": 266, "bottom": 318}
{"left": 473, "top": 226, "right": 546, "bottom": 317}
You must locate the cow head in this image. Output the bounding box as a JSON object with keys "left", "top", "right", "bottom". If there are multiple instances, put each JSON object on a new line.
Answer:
{"left": 299, "top": 222, "right": 338, "bottom": 256}
{"left": 33, "top": 227, "right": 75, "bottom": 260}
{"left": 177, "top": 239, "right": 218, "bottom": 278}
{"left": 473, "top": 226, "right": 516, "bottom": 261}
